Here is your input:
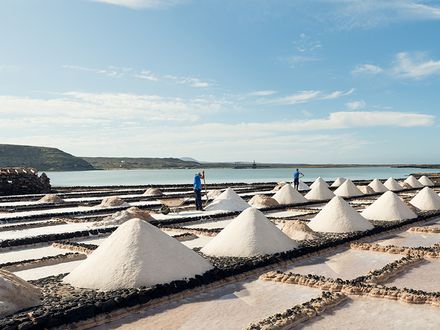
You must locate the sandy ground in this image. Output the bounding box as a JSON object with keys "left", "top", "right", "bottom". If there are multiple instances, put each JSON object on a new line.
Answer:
{"left": 300, "top": 296, "right": 440, "bottom": 329}
{"left": 384, "top": 259, "right": 440, "bottom": 292}
{"left": 90, "top": 279, "right": 322, "bottom": 330}
{"left": 280, "top": 248, "right": 402, "bottom": 280}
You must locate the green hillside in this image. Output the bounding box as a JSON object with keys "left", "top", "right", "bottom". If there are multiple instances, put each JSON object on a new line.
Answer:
{"left": 83, "top": 157, "right": 201, "bottom": 169}
{"left": 0, "top": 144, "right": 95, "bottom": 171}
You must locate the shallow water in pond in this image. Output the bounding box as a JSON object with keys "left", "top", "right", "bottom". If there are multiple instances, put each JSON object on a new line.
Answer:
{"left": 300, "top": 296, "right": 440, "bottom": 329}
{"left": 384, "top": 259, "right": 440, "bottom": 292}
{"left": 279, "top": 249, "right": 402, "bottom": 280}
{"left": 91, "top": 278, "right": 322, "bottom": 330}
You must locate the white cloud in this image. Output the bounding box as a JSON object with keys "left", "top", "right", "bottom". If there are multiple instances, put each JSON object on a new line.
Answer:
{"left": 91, "top": 0, "right": 183, "bottom": 10}
{"left": 164, "top": 75, "right": 211, "bottom": 88}
{"left": 262, "top": 88, "right": 354, "bottom": 105}
{"left": 352, "top": 64, "right": 384, "bottom": 75}
{"left": 248, "top": 90, "right": 278, "bottom": 97}
{"left": 63, "top": 65, "right": 132, "bottom": 78}
{"left": 391, "top": 51, "right": 440, "bottom": 79}
{"left": 346, "top": 100, "right": 366, "bottom": 110}
{"left": 133, "top": 70, "right": 159, "bottom": 81}
{"left": 293, "top": 33, "right": 322, "bottom": 53}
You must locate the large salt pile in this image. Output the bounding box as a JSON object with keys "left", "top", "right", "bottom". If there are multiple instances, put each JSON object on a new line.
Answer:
{"left": 201, "top": 208, "right": 297, "bottom": 257}
{"left": 280, "top": 220, "right": 319, "bottom": 240}
{"left": 331, "top": 177, "right": 346, "bottom": 188}
{"left": 207, "top": 189, "right": 223, "bottom": 200}
{"left": 310, "top": 177, "right": 329, "bottom": 189}
{"left": 334, "top": 179, "right": 363, "bottom": 198}
{"left": 358, "top": 185, "right": 375, "bottom": 195}
{"left": 419, "top": 175, "right": 435, "bottom": 187}
{"left": 308, "top": 196, "right": 373, "bottom": 233}
{"left": 297, "top": 180, "right": 311, "bottom": 191}
{"left": 38, "top": 194, "right": 64, "bottom": 204}
{"left": 143, "top": 188, "right": 163, "bottom": 196}
{"left": 368, "top": 179, "right": 388, "bottom": 193}
{"left": 410, "top": 187, "right": 440, "bottom": 211}
{"left": 384, "top": 177, "right": 403, "bottom": 191}
{"left": 248, "top": 194, "right": 279, "bottom": 208}
{"left": 64, "top": 219, "right": 213, "bottom": 291}
{"left": 304, "top": 180, "right": 335, "bottom": 201}
{"left": 94, "top": 207, "right": 155, "bottom": 227}
{"left": 0, "top": 270, "right": 42, "bottom": 317}
{"left": 403, "top": 175, "right": 424, "bottom": 189}
{"left": 98, "top": 196, "right": 129, "bottom": 208}
{"left": 273, "top": 184, "right": 308, "bottom": 205}
{"left": 205, "top": 188, "right": 250, "bottom": 212}
{"left": 273, "top": 181, "right": 287, "bottom": 191}
{"left": 361, "top": 191, "right": 417, "bottom": 221}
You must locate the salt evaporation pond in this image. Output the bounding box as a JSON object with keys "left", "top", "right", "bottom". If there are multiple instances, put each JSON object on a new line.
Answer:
{"left": 301, "top": 296, "right": 440, "bottom": 329}
{"left": 181, "top": 236, "right": 213, "bottom": 249}
{"left": 384, "top": 259, "right": 440, "bottom": 292}
{"left": 14, "top": 259, "right": 84, "bottom": 280}
{"left": 75, "top": 236, "right": 110, "bottom": 246}
{"left": 280, "top": 249, "right": 402, "bottom": 280}
{"left": 0, "top": 206, "right": 95, "bottom": 221}
{"left": 0, "top": 245, "right": 69, "bottom": 264}
{"left": 373, "top": 231, "right": 440, "bottom": 247}
{"left": 181, "top": 219, "right": 233, "bottom": 229}
{"left": 91, "top": 279, "right": 322, "bottom": 330}
{"left": 266, "top": 209, "right": 314, "bottom": 218}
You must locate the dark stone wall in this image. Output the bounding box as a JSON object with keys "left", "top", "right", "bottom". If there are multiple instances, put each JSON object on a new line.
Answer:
{"left": 0, "top": 168, "right": 51, "bottom": 196}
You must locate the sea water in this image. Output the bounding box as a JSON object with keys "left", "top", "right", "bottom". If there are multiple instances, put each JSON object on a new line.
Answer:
{"left": 45, "top": 167, "right": 440, "bottom": 186}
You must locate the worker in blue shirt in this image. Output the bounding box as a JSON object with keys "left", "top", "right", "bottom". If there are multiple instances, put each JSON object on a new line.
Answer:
{"left": 293, "top": 168, "right": 304, "bottom": 190}
{"left": 193, "top": 171, "right": 205, "bottom": 211}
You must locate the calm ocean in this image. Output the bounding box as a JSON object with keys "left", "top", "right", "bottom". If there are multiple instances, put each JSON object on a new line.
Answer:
{"left": 44, "top": 167, "right": 440, "bottom": 187}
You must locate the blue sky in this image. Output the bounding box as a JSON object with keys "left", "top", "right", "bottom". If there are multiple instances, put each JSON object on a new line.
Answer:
{"left": 0, "top": 0, "right": 439, "bottom": 163}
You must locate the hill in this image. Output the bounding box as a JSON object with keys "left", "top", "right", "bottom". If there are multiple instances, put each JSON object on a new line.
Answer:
{"left": 83, "top": 157, "right": 201, "bottom": 169}
{"left": 0, "top": 144, "right": 95, "bottom": 171}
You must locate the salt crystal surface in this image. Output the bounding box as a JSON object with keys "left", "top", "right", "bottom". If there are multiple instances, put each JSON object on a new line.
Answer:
{"left": 0, "top": 223, "right": 97, "bottom": 241}
{"left": 181, "top": 219, "right": 233, "bottom": 229}
{"left": 308, "top": 197, "right": 373, "bottom": 233}
{"left": 248, "top": 194, "right": 279, "bottom": 208}
{"left": 418, "top": 175, "right": 434, "bottom": 187}
{"left": 201, "top": 208, "right": 297, "bottom": 257}
{"left": 368, "top": 179, "right": 388, "bottom": 193}
{"left": 334, "top": 180, "right": 363, "bottom": 198}
{"left": 373, "top": 231, "right": 440, "bottom": 247}
{"left": 64, "top": 219, "right": 213, "bottom": 291}
{"left": 383, "top": 177, "right": 403, "bottom": 191}
{"left": 331, "top": 177, "right": 346, "bottom": 187}
{"left": 91, "top": 279, "right": 322, "bottom": 330}
{"left": 14, "top": 260, "right": 84, "bottom": 281}
{"left": 181, "top": 236, "right": 213, "bottom": 249}
{"left": 302, "top": 296, "right": 440, "bottom": 329}
{"left": 205, "top": 188, "right": 250, "bottom": 212}
{"left": 0, "top": 245, "right": 69, "bottom": 264}
{"left": 384, "top": 259, "right": 440, "bottom": 292}
{"left": 305, "top": 181, "right": 335, "bottom": 201}
{"left": 361, "top": 191, "right": 417, "bottom": 221}
{"left": 409, "top": 187, "right": 440, "bottom": 211}
{"left": 273, "top": 184, "right": 308, "bottom": 205}
{"left": 404, "top": 175, "right": 424, "bottom": 188}
{"left": 266, "top": 209, "right": 313, "bottom": 218}
{"left": 297, "top": 180, "right": 311, "bottom": 191}
{"left": 281, "top": 248, "right": 402, "bottom": 280}
{"left": 310, "top": 177, "right": 329, "bottom": 189}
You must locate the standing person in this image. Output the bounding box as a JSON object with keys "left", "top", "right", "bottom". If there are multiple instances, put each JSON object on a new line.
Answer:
{"left": 293, "top": 168, "right": 304, "bottom": 190}
{"left": 193, "top": 171, "right": 205, "bottom": 211}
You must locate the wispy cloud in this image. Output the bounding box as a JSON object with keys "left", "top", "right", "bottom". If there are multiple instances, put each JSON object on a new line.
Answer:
{"left": 248, "top": 90, "right": 278, "bottom": 97}
{"left": 164, "top": 75, "right": 212, "bottom": 88}
{"left": 346, "top": 100, "right": 366, "bottom": 110}
{"left": 62, "top": 65, "right": 132, "bottom": 78}
{"left": 391, "top": 51, "right": 440, "bottom": 79}
{"left": 261, "top": 88, "right": 354, "bottom": 105}
{"left": 133, "top": 70, "right": 159, "bottom": 81}
{"left": 352, "top": 64, "right": 384, "bottom": 75}
{"left": 293, "top": 33, "right": 322, "bottom": 53}
{"left": 91, "top": 0, "right": 184, "bottom": 10}
{"left": 321, "top": 0, "right": 440, "bottom": 30}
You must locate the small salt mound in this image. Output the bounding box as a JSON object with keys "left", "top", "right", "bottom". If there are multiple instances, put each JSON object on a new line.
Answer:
{"left": 358, "top": 185, "right": 375, "bottom": 194}
{"left": 273, "top": 181, "right": 287, "bottom": 192}
{"left": 331, "top": 177, "right": 346, "bottom": 187}
{"left": 361, "top": 191, "right": 417, "bottom": 221}
{"left": 201, "top": 208, "right": 297, "bottom": 257}
{"left": 64, "top": 219, "right": 213, "bottom": 291}
{"left": 384, "top": 177, "right": 403, "bottom": 191}
{"left": 38, "top": 194, "right": 64, "bottom": 204}
{"left": 404, "top": 175, "right": 424, "bottom": 188}
{"left": 297, "top": 180, "right": 311, "bottom": 191}
{"left": 419, "top": 175, "right": 434, "bottom": 187}
{"left": 95, "top": 207, "right": 155, "bottom": 227}
{"left": 310, "top": 177, "right": 329, "bottom": 189}
{"left": 248, "top": 194, "right": 279, "bottom": 208}
{"left": 98, "top": 196, "right": 129, "bottom": 208}
{"left": 368, "top": 179, "right": 388, "bottom": 193}
{"left": 410, "top": 187, "right": 440, "bottom": 211}
{"left": 273, "top": 184, "right": 308, "bottom": 205}
{"left": 304, "top": 180, "right": 335, "bottom": 201}
{"left": 205, "top": 188, "right": 250, "bottom": 212}
{"left": 280, "top": 220, "right": 319, "bottom": 240}
{"left": 308, "top": 196, "right": 373, "bottom": 233}
{"left": 0, "top": 270, "right": 42, "bottom": 317}
{"left": 334, "top": 179, "right": 363, "bottom": 198}
{"left": 143, "top": 188, "right": 163, "bottom": 196}
{"left": 207, "top": 189, "right": 223, "bottom": 200}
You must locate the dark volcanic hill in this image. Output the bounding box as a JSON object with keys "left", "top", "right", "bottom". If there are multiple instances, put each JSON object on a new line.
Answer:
{"left": 0, "top": 144, "right": 95, "bottom": 171}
